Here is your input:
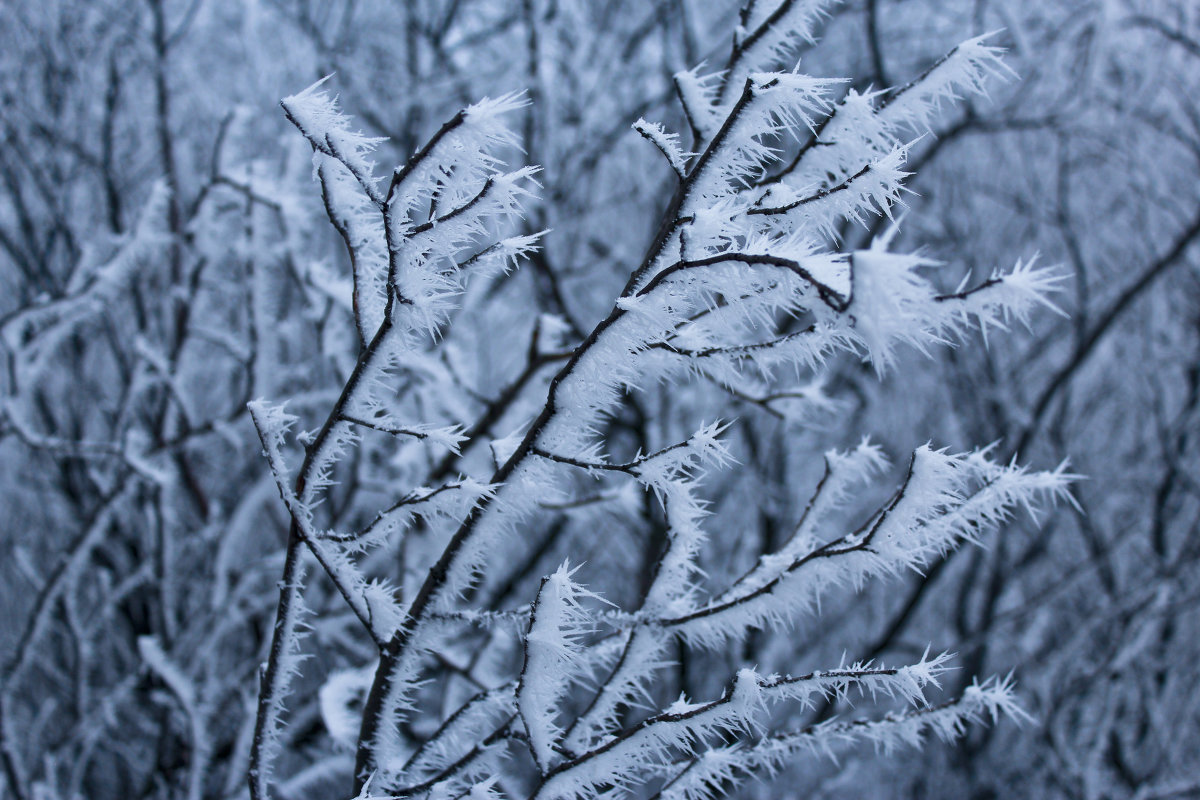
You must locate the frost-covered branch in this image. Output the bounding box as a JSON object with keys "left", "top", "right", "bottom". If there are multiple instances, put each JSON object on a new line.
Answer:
{"left": 248, "top": 11, "right": 1075, "bottom": 800}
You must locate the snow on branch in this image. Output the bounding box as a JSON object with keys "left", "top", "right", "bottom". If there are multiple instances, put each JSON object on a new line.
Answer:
{"left": 248, "top": 15, "right": 1076, "bottom": 800}
{"left": 538, "top": 657, "right": 952, "bottom": 800}
{"left": 878, "top": 33, "right": 1015, "bottom": 131}
{"left": 282, "top": 76, "right": 387, "bottom": 204}
{"left": 386, "top": 92, "right": 530, "bottom": 219}
{"left": 724, "top": 0, "right": 842, "bottom": 104}
{"left": 282, "top": 77, "right": 540, "bottom": 343}
{"left": 654, "top": 675, "right": 1028, "bottom": 800}
{"left": 633, "top": 119, "right": 690, "bottom": 178}
{"left": 518, "top": 563, "right": 608, "bottom": 772}
{"left": 248, "top": 401, "right": 382, "bottom": 640}
{"left": 662, "top": 446, "right": 1076, "bottom": 648}
{"left": 849, "top": 246, "right": 1067, "bottom": 372}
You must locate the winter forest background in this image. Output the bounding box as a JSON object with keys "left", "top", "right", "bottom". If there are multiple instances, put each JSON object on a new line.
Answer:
{"left": 2, "top": 1, "right": 1199, "bottom": 798}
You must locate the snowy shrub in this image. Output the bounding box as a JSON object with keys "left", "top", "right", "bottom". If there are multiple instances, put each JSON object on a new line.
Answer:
{"left": 244, "top": 6, "right": 1074, "bottom": 799}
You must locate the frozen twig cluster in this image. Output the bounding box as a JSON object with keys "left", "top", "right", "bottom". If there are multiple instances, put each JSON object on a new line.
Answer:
{"left": 248, "top": 3, "right": 1073, "bottom": 798}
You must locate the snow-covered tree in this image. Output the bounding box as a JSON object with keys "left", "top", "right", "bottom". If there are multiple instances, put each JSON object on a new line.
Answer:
{"left": 5, "top": 1, "right": 1198, "bottom": 799}
{"left": 246, "top": 8, "right": 1073, "bottom": 798}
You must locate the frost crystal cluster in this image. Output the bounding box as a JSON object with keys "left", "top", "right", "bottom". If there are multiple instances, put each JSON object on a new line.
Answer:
{"left": 247, "top": 5, "right": 1072, "bottom": 799}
